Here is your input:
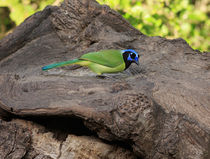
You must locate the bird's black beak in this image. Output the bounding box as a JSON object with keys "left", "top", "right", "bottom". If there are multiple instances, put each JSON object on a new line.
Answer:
{"left": 134, "top": 60, "right": 139, "bottom": 65}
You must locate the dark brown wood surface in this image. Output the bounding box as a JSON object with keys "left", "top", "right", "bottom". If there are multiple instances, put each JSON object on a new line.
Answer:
{"left": 0, "top": 0, "right": 209, "bottom": 158}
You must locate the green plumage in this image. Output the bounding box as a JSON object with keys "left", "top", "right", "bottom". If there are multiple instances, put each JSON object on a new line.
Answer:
{"left": 42, "top": 49, "right": 126, "bottom": 75}
{"left": 80, "top": 50, "right": 123, "bottom": 68}
{"left": 42, "top": 59, "right": 79, "bottom": 70}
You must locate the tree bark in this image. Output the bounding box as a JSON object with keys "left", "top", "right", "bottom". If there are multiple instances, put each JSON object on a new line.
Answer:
{"left": 0, "top": 0, "right": 209, "bottom": 158}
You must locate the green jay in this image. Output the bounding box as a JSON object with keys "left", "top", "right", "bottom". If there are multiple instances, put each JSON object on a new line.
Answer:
{"left": 42, "top": 49, "right": 139, "bottom": 75}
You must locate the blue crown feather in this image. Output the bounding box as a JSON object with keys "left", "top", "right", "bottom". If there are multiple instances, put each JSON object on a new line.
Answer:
{"left": 122, "top": 49, "right": 138, "bottom": 54}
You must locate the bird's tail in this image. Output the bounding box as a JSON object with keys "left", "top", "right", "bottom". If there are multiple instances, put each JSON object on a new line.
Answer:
{"left": 42, "top": 59, "right": 80, "bottom": 70}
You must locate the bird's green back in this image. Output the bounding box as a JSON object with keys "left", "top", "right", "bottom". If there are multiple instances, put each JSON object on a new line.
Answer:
{"left": 79, "top": 49, "right": 124, "bottom": 68}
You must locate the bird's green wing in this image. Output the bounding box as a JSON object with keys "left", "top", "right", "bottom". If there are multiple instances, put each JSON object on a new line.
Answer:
{"left": 79, "top": 50, "right": 124, "bottom": 68}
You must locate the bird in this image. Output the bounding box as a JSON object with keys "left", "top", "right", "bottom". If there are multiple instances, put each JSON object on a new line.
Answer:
{"left": 42, "top": 49, "right": 139, "bottom": 75}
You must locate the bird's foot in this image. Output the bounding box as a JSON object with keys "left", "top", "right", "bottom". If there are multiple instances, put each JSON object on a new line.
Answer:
{"left": 96, "top": 75, "right": 107, "bottom": 79}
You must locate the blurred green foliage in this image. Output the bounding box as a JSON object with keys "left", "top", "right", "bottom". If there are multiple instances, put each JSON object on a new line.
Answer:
{"left": 97, "top": 0, "right": 209, "bottom": 52}
{"left": 0, "top": 0, "right": 58, "bottom": 25}
{"left": 0, "top": 0, "right": 209, "bottom": 52}
{"left": 0, "top": 0, "right": 62, "bottom": 38}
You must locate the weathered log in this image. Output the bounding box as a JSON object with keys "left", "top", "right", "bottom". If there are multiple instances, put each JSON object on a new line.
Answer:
{"left": 0, "top": 119, "right": 135, "bottom": 159}
{"left": 0, "top": 119, "right": 31, "bottom": 158}
{"left": 0, "top": 0, "right": 210, "bottom": 158}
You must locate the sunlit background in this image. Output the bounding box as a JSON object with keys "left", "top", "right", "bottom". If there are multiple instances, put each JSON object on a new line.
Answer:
{"left": 0, "top": 0, "right": 209, "bottom": 52}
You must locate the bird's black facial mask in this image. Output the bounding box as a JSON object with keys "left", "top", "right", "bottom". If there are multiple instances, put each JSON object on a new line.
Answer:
{"left": 122, "top": 49, "right": 139, "bottom": 70}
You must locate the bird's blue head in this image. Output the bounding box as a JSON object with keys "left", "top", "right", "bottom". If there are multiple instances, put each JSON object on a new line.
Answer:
{"left": 121, "top": 49, "right": 139, "bottom": 69}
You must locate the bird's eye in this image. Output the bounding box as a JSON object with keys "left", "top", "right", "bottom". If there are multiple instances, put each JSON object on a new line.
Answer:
{"left": 130, "top": 53, "right": 136, "bottom": 59}
{"left": 138, "top": 55, "right": 139, "bottom": 58}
